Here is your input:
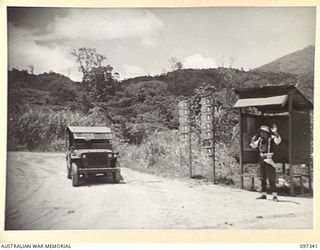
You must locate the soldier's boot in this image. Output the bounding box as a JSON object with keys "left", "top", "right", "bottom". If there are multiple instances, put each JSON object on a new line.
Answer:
{"left": 256, "top": 192, "right": 267, "bottom": 200}
{"left": 272, "top": 192, "right": 279, "bottom": 202}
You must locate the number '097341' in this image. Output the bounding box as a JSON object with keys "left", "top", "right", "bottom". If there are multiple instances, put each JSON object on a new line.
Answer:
{"left": 300, "top": 244, "right": 318, "bottom": 248}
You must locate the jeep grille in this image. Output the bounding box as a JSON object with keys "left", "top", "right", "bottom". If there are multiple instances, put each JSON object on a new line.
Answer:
{"left": 85, "top": 152, "right": 113, "bottom": 167}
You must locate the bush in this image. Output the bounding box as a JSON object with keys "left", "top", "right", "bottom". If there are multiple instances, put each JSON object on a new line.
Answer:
{"left": 8, "top": 106, "right": 112, "bottom": 151}
{"left": 119, "top": 130, "right": 240, "bottom": 185}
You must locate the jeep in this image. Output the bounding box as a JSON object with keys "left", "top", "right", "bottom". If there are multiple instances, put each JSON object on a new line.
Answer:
{"left": 65, "top": 126, "right": 121, "bottom": 187}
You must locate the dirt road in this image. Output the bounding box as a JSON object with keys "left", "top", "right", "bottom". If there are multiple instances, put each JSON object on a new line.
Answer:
{"left": 5, "top": 152, "right": 313, "bottom": 230}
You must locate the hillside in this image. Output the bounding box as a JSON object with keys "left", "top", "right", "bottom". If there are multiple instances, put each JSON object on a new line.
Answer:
{"left": 255, "top": 45, "right": 315, "bottom": 76}
{"left": 9, "top": 66, "right": 312, "bottom": 113}
{"left": 7, "top": 45, "right": 315, "bottom": 152}
{"left": 123, "top": 68, "right": 303, "bottom": 97}
{"left": 122, "top": 67, "right": 313, "bottom": 102}
{"left": 9, "top": 43, "right": 315, "bottom": 113}
{"left": 8, "top": 69, "right": 82, "bottom": 111}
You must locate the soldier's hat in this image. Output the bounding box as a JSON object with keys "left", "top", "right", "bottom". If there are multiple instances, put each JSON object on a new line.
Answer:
{"left": 259, "top": 125, "right": 270, "bottom": 133}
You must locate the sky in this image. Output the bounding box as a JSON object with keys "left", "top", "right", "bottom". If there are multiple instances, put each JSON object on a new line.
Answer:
{"left": 7, "top": 7, "right": 316, "bottom": 81}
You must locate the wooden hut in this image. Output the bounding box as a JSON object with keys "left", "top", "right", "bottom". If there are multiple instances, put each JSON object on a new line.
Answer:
{"left": 233, "top": 85, "right": 313, "bottom": 196}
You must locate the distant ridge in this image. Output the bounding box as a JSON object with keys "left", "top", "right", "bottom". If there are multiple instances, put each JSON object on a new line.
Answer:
{"left": 254, "top": 45, "right": 315, "bottom": 75}
{"left": 8, "top": 45, "right": 315, "bottom": 111}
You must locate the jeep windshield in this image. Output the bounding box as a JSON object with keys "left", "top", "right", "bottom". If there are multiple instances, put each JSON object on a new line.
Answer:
{"left": 72, "top": 133, "right": 112, "bottom": 149}
{"left": 73, "top": 139, "right": 112, "bottom": 149}
{"left": 73, "top": 133, "right": 111, "bottom": 140}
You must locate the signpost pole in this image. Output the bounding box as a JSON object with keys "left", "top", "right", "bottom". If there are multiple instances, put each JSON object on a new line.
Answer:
{"left": 239, "top": 107, "right": 244, "bottom": 189}
{"left": 178, "top": 100, "right": 192, "bottom": 178}
{"left": 212, "top": 98, "right": 216, "bottom": 184}
{"left": 188, "top": 124, "right": 192, "bottom": 178}
{"left": 200, "top": 96, "right": 216, "bottom": 182}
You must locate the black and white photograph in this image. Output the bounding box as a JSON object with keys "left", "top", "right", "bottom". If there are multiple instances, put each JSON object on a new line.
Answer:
{"left": 4, "top": 4, "right": 316, "bottom": 232}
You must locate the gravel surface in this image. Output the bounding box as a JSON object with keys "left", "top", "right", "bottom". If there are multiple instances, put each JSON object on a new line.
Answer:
{"left": 5, "top": 152, "right": 313, "bottom": 230}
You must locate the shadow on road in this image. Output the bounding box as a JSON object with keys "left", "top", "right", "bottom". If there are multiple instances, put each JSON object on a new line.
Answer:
{"left": 78, "top": 176, "right": 126, "bottom": 187}
{"left": 277, "top": 199, "right": 301, "bottom": 205}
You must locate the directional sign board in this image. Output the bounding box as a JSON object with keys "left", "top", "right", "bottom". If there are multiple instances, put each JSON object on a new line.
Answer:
{"left": 179, "top": 124, "right": 191, "bottom": 133}
{"left": 179, "top": 133, "right": 189, "bottom": 141}
{"left": 201, "top": 113, "right": 213, "bottom": 122}
{"left": 200, "top": 96, "right": 214, "bottom": 156}
{"left": 202, "top": 138, "right": 213, "bottom": 148}
{"left": 179, "top": 109, "right": 190, "bottom": 117}
{"left": 201, "top": 122, "right": 213, "bottom": 130}
{"left": 203, "top": 148, "right": 213, "bottom": 155}
{"left": 178, "top": 100, "right": 189, "bottom": 109}
{"left": 179, "top": 116, "right": 189, "bottom": 124}
{"left": 201, "top": 130, "right": 213, "bottom": 140}
{"left": 200, "top": 97, "right": 213, "bottom": 106}
{"left": 201, "top": 105, "right": 213, "bottom": 113}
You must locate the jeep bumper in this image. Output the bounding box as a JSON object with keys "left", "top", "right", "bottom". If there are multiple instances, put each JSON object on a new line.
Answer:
{"left": 79, "top": 167, "right": 120, "bottom": 175}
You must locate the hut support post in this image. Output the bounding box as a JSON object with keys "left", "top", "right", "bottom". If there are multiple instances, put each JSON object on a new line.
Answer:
{"left": 288, "top": 91, "right": 294, "bottom": 196}
{"left": 239, "top": 108, "right": 244, "bottom": 189}
{"left": 308, "top": 109, "right": 313, "bottom": 195}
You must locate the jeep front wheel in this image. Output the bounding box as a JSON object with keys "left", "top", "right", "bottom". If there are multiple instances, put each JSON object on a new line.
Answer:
{"left": 113, "top": 171, "right": 121, "bottom": 183}
{"left": 67, "top": 170, "right": 71, "bottom": 180}
{"left": 71, "top": 163, "right": 80, "bottom": 187}
{"left": 67, "top": 163, "right": 71, "bottom": 179}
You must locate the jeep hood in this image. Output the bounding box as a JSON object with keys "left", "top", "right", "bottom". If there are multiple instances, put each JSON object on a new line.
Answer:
{"left": 73, "top": 149, "right": 114, "bottom": 154}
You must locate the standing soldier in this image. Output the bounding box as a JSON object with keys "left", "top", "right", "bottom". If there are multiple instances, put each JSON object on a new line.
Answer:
{"left": 250, "top": 124, "right": 282, "bottom": 202}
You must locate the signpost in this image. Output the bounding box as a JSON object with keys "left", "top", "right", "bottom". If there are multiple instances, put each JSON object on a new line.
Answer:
{"left": 178, "top": 96, "right": 216, "bottom": 182}
{"left": 178, "top": 100, "right": 192, "bottom": 178}
{"left": 200, "top": 96, "right": 216, "bottom": 183}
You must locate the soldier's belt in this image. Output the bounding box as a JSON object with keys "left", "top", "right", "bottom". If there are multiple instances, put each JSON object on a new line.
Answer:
{"left": 260, "top": 153, "right": 274, "bottom": 159}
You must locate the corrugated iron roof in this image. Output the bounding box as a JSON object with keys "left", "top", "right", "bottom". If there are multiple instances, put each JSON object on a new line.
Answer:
{"left": 233, "top": 95, "right": 288, "bottom": 108}
{"left": 234, "top": 85, "right": 295, "bottom": 96}
{"left": 67, "top": 126, "right": 112, "bottom": 133}
{"left": 233, "top": 85, "right": 312, "bottom": 111}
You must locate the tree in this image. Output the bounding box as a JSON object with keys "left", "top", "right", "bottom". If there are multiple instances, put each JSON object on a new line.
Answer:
{"left": 28, "top": 64, "right": 34, "bottom": 74}
{"left": 71, "top": 47, "right": 116, "bottom": 101}
{"left": 71, "top": 48, "right": 106, "bottom": 82}
{"left": 113, "top": 72, "right": 120, "bottom": 82}
{"left": 168, "top": 57, "right": 183, "bottom": 96}
{"left": 169, "top": 57, "right": 183, "bottom": 71}
{"left": 80, "top": 94, "right": 93, "bottom": 114}
{"left": 89, "top": 65, "right": 115, "bottom": 99}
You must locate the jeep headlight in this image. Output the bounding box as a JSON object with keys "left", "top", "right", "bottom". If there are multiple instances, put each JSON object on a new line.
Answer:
{"left": 71, "top": 150, "right": 78, "bottom": 156}
{"left": 82, "top": 154, "right": 87, "bottom": 159}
